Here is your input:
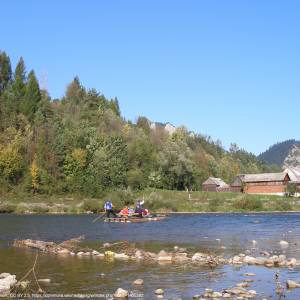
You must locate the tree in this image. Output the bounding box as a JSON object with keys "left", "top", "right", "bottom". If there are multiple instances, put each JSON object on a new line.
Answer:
{"left": 0, "top": 51, "right": 12, "bottom": 94}
{"left": 21, "top": 70, "right": 41, "bottom": 121}
{"left": 12, "top": 57, "right": 26, "bottom": 112}
{"left": 109, "top": 97, "right": 121, "bottom": 116}
{"left": 30, "top": 156, "right": 40, "bottom": 193}
{"left": 65, "top": 76, "right": 85, "bottom": 105}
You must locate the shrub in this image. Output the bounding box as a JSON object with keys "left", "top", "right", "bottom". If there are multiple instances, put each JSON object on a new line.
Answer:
{"left": 233, "top": 197, "right": 263, "bottom": 211}
{"left": 0, "top": 203, "right": 16, "bottom": 213}
{"left": 82, "top": 199, "right": 100, "bottom": 213}
{"left": 31, "top": 203, "right": 50, "bottom": 213}
{"left": 208, "top": 198, "right": 222, "bottom": 211}
{"left": 274, "top": 200, "right": 292, "bottom": 211}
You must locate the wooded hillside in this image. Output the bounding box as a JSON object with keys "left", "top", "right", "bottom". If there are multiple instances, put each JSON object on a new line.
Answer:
{"left": 0, "top": 51, "right": 279, "bottom": 197}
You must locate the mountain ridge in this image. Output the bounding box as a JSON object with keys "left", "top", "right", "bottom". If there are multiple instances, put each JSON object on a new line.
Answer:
{"left": 258, "top": 140, "right": 300, "bottom": 166}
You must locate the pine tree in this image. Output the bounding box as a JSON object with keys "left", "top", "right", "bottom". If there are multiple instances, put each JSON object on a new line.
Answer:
{"left": 12, "top": 57, "right": 26, "bottom": 112}
{"left": 65, "top": 76, "right": 85, "bottom": 104}
{"left": 0, "top": 51, "right": 12, "bottom": 94}
{"left": 22, "top": 70, "right": 41, "bottom": 122}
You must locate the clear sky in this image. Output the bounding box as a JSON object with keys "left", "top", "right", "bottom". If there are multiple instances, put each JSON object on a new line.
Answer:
{"left": 1, "top": 1, "right": 300, "bottom": 154}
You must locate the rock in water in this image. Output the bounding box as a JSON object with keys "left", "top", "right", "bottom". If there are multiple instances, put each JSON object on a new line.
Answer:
{"left": 155, "top": 288, "right": 164, "bottom": 295}
{"left": 279, "top": 240, "right": 289, "bottom": 247}
{"left": 287, "top": 280, "right": 300, "bottom": 288}
{"left": 133, "top": 279, "right": 144, "bottom": 285}
{"left": 114, "top": 288, "right": 129, "bottom": 298}
{"left": 38, "top": 278, "right": 51, "bottom": 283}
{"left": 0, "top": 273, "right": 17, "bottom": 297}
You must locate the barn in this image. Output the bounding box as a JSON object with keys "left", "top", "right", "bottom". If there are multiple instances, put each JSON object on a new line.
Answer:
{"left": 202, "top": 177, "right": 229, "bottom": 192}
{"left": 231, "top": 172, "right": 291, "bottom": 195}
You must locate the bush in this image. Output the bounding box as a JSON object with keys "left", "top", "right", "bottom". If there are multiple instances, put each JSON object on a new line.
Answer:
{"left": 0, "top": 203, "right": 16, "bottom": 213}
{"left": 274, "top": 200, "right": 292, "bottom": 211}
{"left": 233, "top": 197, "right": 263, "bottom": 211}
{"left": 82, "top": 199, "right": 100, "bottom": 213}
{"left": 31, "top": 203, "right": 50, "bottom": 213}
{"left": 208, "top": 198, "right": 222, "bottom": 211}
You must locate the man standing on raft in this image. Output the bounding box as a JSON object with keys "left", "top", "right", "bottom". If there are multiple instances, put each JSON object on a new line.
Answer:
{"left": 104, "top": 200, "right": 117, "bottom": 218}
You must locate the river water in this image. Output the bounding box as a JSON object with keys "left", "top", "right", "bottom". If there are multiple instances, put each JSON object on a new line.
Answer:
{"left": 1, "top": 213, "right": 300, "bottom": 299}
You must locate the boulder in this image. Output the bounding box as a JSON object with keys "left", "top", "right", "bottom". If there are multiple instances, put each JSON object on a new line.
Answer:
{"left": 211, "top": 291, "right": 222, "bottom": 298}
{"left": 155, "top": 288, "right": 164, "bottom": 295}
{"left": 0, "top": 274, "right": 17, "bottom": 296}
{"left": 279, "top": 240, "right": 289, "bottom": 247}
{"left": 114, "top": 288, "right": 128, "bottom": 298}
{"left": 133, "top": 279, "right": 143, "bottom": 285}
{"left": 243, "top": 256, "right": 256, "bottom": 265}
{"left": 287, "top": 280, "right": 300, "bottom": 288}
{"left": 287, "top": 258, "right": 297, "bottom": 266}
{"left": 115, "top": 253, "right": 129, "bottom": 260}
{"left": 76, "top": 251, "right": 84, "bottom": 256}
{"left": 254, "top": 257, "right": 266, "bottom": 265}
{"left": 19, "top": 280, "right": 30, "bottom": 290}
{"left": 92, "top": 250, "right": 100, "bottom": 255}
{"left": 57, "top": 248, "right": 70, "bottom": 254}
{"left": 0, "top": 273, "right": 11, "bottom": 279}
{"left": 192, "top": 253, "right": 207, "bottom": 262}
{"left": 158, "top": 256, "right": 172, "bottom": 261}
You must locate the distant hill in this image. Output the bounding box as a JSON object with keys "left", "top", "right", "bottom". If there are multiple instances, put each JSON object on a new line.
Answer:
{"left": 258, "top": 140, "right": 300, "bottom": 166}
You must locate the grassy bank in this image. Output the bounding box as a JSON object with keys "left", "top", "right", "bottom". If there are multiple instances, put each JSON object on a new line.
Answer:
{"left": 0, "top": 188, "right": 299, "bottom": 214}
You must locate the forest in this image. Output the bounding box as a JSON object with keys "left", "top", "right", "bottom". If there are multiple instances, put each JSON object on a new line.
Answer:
{"left": 0, "top": 51, "right": 280, "bottom": 198}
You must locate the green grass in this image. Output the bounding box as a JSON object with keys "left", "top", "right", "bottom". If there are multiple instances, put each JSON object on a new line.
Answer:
{"left": 0, "top": 188, "right": 299, "bottom": 214}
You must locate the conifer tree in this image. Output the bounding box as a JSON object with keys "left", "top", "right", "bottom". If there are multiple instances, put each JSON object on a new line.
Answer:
{"left": 0, "top": 51, "right": 12, "bottom": 94}
{"left": 12, "top": 57, "right": 26, "bottom": 112}
{"left": 22, "top": 70, "right": 41, "bottom": 122}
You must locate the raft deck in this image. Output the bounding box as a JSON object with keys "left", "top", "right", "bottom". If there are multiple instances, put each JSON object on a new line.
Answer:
{"left": 104, "top": 215, "right": 167, "bottom": 223}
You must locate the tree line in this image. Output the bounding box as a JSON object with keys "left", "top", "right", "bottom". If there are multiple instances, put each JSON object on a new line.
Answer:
{"left": 0, "top": 51, "right": 280, "bottom": 197}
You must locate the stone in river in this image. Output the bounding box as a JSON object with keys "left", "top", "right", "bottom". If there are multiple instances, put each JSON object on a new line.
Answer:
{"left": 133, "top": 279, "right": 143, "bottom": 285}
{"left": 287, "top": 280, "right": 300, "bottom": 288}
{"left": 279, "top": 240, "right": 289, "bottom": 247}
{"left": 114, "top": 288, "right": 128, "bottom": 298}
{"left": 38, "top": 278, "right": 51, "bottom": 283}
{"left": 57, "top": 248, "right": 70, "bottom": 254}
{"left": 155, "top": 288, "right": 164, "bottom": 295}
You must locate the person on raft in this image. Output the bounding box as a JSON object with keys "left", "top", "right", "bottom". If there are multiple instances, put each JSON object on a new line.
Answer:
{"left": 119, "top": 205, "right": 129, "bottom": 217}
{"left": 104, "top": 200, "right": 117, "bottom": 218}
{"left": 135, "top": 199, "right": 145, "bottom": 217}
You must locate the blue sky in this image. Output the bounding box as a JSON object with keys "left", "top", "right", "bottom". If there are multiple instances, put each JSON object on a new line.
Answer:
{"left": 1, "top": 1, "right": 300, "bottom": 154}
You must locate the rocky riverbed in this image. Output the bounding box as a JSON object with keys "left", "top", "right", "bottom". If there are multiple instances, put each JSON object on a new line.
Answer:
{"left": 8, "top": 237, "right": 300, "bottom": 299}
{"left": 3, "top": 213, "right": 300, "bottom": 299}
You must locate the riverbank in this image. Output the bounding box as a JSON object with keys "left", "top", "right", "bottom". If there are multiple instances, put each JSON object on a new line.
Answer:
{"left": 0, "top": 188, "right": 299, "bottom": 214}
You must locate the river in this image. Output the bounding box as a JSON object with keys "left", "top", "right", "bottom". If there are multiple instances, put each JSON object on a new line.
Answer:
{"left": 1, "top": 213, "right": 300, "bottom": 299}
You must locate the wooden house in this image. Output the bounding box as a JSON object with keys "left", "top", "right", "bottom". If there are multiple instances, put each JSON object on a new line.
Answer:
{"left": 202, "top": 177, "right": 229, "bottom": 192}
{"left": 231, "top": 172, "right": 290, "bottom": 195}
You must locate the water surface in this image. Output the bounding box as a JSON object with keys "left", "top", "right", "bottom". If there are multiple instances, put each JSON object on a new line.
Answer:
{"left": 1, "top": 213, "right": 300, "bottom": 299}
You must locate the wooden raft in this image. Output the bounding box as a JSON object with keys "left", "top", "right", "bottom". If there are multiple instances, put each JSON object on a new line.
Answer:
{"left": 104, "top": 215, "right": 167, "bottom": 223}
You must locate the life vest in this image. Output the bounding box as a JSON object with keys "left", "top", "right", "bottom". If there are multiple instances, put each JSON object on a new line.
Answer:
{"left": 104, "top": 201, "right": 112, "bottom": 210}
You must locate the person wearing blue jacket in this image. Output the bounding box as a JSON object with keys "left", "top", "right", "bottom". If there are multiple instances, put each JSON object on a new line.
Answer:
{"left": 104, "top": 200, "right": 117, "bottom": 218}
